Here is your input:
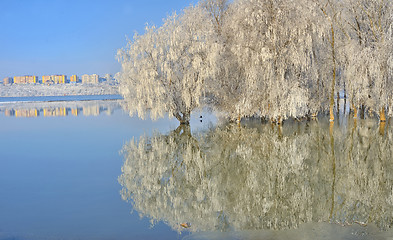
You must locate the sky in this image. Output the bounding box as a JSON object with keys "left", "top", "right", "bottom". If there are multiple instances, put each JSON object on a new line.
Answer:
{"left": 0, "top": 0, "right": 196, "bottom": 80}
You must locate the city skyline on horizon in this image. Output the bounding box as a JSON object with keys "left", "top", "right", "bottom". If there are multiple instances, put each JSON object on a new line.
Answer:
{"left": 0, "top": 0, "right": 195, "bottom": 81}
{"left": 3, "top": 73, "right": 114, "bottom": 84}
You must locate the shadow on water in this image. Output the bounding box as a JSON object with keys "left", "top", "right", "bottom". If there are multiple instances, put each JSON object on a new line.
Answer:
{"left": 119, "top": 116, "right": 393, "bottom": 239}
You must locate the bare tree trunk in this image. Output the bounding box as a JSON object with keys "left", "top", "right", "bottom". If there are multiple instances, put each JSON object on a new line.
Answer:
{"left": 175, "top": 111, "right": 191, "bottom": 125}
{"left": 380, "top": 107, "right": 386, "bottom": 122}
{"left": 337, "top": 91, "right": 340, "bottom": 117}
{"left": 329, "top": 24, "right": 336, "bottom": 122}
{"left": 343, "top": 82, "right": 347, "bottom": 114}
{"left": 311, "top": 112, "right": 318, "bottom": 120}
{"left": 277, "top": 116, "right": 283, "bottom": 125}
{"left": 379, "top": 121, "right": 386, "bottom": 136}
{"left": 360, "top": 105, "right": 366, "bottom": 119}
{"left": 352, "top": 103, "right": 358, "bottom": 119}
{"left": 329, "top": 89, "right": 335, "bottom": 122}
{"left": 278, "top": 124, "right": 283, "bottom": 140}
{"left": 329, "top": 120, "right": 336, "bottom": 220}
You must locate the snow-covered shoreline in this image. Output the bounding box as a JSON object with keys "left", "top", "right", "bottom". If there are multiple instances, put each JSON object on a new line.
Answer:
{"left": 0, "top": 82, "right": 120, "bottom": 97}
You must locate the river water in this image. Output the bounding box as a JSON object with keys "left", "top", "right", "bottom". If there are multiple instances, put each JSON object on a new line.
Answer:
{"left": 1, "top": 100, "right": 393, "bottom": 240}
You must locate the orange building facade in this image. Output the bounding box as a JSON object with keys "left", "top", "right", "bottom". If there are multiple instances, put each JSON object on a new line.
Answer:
{"left": 42, "top": 75, "right": 67, "bottom": 84}
{"left": 13, "top": 76, "right": 38, "bottom": 84}
{"left": 70, "top": 75, "right": 78, "bottom": 83}
{"left": 3, "top": 77, "right": 13, "bottom": 85}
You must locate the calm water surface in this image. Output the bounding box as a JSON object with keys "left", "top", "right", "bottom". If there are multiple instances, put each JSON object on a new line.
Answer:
{"left": 1, "top": 101, "right": 393, "bottom": 240}
{"left": 0, "top": 100, "right": 196, "bottom": 240}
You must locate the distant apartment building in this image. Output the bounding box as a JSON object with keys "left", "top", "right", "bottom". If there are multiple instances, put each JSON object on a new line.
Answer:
{"left": 70, "top": 75, "right": 78, "bottom": 83}
{"left": 42, "top": 75, "right": 66, "bottom": 84}
{"left": 3, "top": 77, "right": 13, "bottom": 85}
{"left": 103, "top": 74, "right": 113, "bottom": 82}
{"left": 82, "top": 74, "right": 99, "bottom": 84}
{"left": 54, "top": 75, "right": 66, "bottom": 84}
{"left": 14, "top": 76, "right": 38, "bottom": 84}
{"left": 42, "top": 75, "right": 52, "bottom": 84}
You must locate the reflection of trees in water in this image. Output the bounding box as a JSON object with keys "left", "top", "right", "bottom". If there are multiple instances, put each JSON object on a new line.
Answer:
{"left": 119, "top": 119, "right": 393, "bottom": 233}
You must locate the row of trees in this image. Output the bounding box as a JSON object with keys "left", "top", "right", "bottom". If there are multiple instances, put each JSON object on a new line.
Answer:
{"left": 117, "top": 0, "right": 393, "bottom": 124}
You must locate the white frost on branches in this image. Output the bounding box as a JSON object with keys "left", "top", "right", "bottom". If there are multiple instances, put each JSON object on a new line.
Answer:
{"left": 118, "top": 4, "right": 214, "bottom": 124}
{"left": 117, "top": 0, "right": 393, "bottom": 123}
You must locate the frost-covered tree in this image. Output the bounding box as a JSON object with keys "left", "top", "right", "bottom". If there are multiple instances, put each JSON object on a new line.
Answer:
{"left": 117, "top": 0, "right": 393, "bottom": 123}
{"left": 118, "top": 4, "right": 214, "bottom": 124}
{"left": 343, "top": 0, "right": 393, "bottom": 120}
{"left": 215, "top": 0, "right": 327, "bottom": 122}
{"left": 312, "top": 0, "right": 351, "bottom": 122}
{"left": 199, "top": 0, "right": 253, "bottom": 123}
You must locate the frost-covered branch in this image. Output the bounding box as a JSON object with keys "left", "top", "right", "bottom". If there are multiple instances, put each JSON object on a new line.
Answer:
{"left": 117, "top": 0, "right": 393, "bottom": 124}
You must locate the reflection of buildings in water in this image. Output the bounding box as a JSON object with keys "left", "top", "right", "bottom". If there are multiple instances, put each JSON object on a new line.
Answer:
{"left": 70, "top": 108, "right": 81, "bottom": 116}
{"left": 119, "top": 119, "right": 393, "bottom": 233}
{"left": 5, "top": 109, "right": 15, "bottom": 117}
{"left": 102, "top": 106, "right": 114, "bottom": 116}
{"left": 0, "top": 100, "right": 120, "bottom": 118}
{"left": 83, "top": 106, "right": 100, "bottom": 116}
{"left": 15, "top": 109, "right": 39, "bottom": 117}
{"left": 43, "top": 107, "right": 68, "bottom": 117}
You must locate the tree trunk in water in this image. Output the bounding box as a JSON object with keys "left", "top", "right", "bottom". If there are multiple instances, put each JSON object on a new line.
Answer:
{"left": 379, "top": 121, "right": 386, "bottom": 136}
{"left": 360, "top": 105, "right": 365, "bottom": 119}
{"left": 352, "top": 103, "right": 358, "bottom": 119}
{"left": 336, "top": 91, "right": 340, "bottom": 116}
{"left": 277, "top": 116, "right": 282, "bottom": 125}
{"left": 173, "top": 124, "right": 191, "bottom": 137}
{"left": 343, "top": 83, "right": 347, "bottom": 114}
{"left": 329, "top": 104, "right": 335, "bottom": 122}
{"left": 311, "top": 112, "right": 318, "bottom": 120}
{"left": 329, "top": 24, "right": 336, "bottom": 123}
{"left": 278, "top": 124, "right": 283, "bottom": 140}
{"left": 380, "top": 107, "right": 386, "bottom": 122}
{"left": 181, "top": 111, "right": 190, "bottom": 125}
{"left": 329, "top": 120, "right": 336, "bottom": 220}
{"left": 175, "top": 111, "right": 191, "bottom": 125}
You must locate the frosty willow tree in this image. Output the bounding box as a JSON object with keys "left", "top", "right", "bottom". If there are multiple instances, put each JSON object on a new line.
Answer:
{"left": 118, "top": 0, "right": 393, "bottom": 124}
{"left": 117, "top": 4, "right": 214, "bottom": 124}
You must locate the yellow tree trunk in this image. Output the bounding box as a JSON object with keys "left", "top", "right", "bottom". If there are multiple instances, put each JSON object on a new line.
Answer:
{"left": 380, "top": 108, "right": 386, "bottom": 122}
{"left": 352, "top": 103, "right": 358, "bottom": 119}
{"left": 277, "top": 116, "right": 283, "bottom": 125}
{"left": 278, "top": 124, "right": 283, "bottom": 139}
{"left": 379, "top": 121, "right": 386, "bottom": 136}
{"left": 329, "top": 120, "right": 336, "bottom": 220}
{"left": 329, "top": 104, "right": 335, "bottom": 122}
{"left": 337, "top": 91, "right": 340, "bottom": 115}
{"left": 329, "top": 24, "right": 336, "bottom": 122}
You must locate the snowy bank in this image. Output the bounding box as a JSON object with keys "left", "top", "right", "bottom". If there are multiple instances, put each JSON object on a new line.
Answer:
{"left": 0, "top": 82, "right": 120, "bottom": 97}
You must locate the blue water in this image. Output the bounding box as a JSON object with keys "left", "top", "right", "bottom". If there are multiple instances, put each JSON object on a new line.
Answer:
{"left": 0, "top": 101, "right": 191, "bottom": 240}
{"left": 0, "top": 94, "right": 122, "bottom": 103}
{"left": 3, "top": 100, "right": 393, "bottom": 240}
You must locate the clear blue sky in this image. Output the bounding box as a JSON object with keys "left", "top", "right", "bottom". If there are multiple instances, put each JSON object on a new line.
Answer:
{"left": 0, "top": 0, "right": 195, "bottom": 80}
